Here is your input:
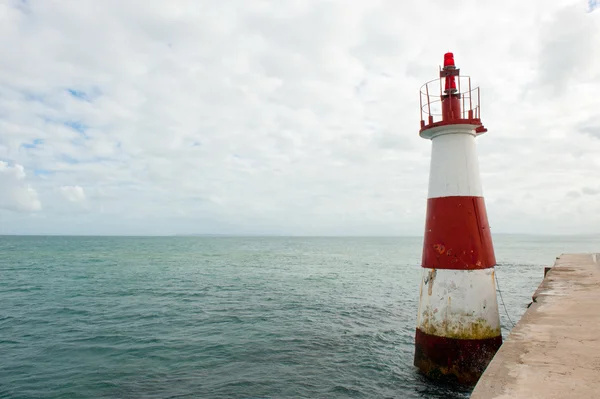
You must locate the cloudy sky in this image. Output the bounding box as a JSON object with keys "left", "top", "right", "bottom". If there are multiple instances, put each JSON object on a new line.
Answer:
{"left": 1, "top": 0, "right": 599, "bottom": 236}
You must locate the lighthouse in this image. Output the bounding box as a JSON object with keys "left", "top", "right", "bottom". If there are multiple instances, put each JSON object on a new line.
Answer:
{"left": 413, "top": 52, "right": 502, "bottom": 385}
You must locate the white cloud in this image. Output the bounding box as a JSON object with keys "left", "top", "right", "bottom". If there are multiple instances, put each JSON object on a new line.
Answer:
{"left": 0, "top": 0, "right": 599, "bottom": 235}
{"left": 60, "top": 185, "right": 85, "bottom": 202}
{"left": 0, "top": 161, "right": 41, "bottom": 213}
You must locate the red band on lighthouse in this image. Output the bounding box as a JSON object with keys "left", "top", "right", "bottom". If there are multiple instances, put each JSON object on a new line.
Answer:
{"left": 422, "top": 196, "right": 495, "bottom": 270}
{"left": 414, "top": 53, "right": 502, "bottom": 385}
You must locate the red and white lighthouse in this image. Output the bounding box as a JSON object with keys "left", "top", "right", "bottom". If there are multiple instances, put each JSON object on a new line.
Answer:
{"left": 413, "top": 52, "right": 502, "bottom": 385}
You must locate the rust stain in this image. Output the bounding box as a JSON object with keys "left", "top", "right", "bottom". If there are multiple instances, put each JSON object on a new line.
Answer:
{"left": 433, "top": 244, "right": 446, "bottom": 254}
{"left": 427, "top": 269, "right": 437, "bottom": 295}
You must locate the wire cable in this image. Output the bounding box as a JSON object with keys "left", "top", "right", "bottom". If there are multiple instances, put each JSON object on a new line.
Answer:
{"left": 495, "top": 270, "right": 516, "bottom": 328}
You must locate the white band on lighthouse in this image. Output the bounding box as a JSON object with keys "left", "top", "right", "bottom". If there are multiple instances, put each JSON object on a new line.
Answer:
{"left": 416, "top": 267, "right": 501, "bottom": 339}
{"left": 427, "top": 125, "right": 483, "bottom": 199}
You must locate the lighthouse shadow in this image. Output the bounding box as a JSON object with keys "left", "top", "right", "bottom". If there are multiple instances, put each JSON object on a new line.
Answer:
{"left": 412, "top": 373, "right": 473, "bottom": 399}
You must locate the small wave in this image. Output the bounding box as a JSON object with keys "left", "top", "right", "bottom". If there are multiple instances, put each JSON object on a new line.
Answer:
{"left": 0, "top": 286, "right": 43, "bottom": 293}
{"left": 331, "top": 385, "right": 363, "bottom": 396}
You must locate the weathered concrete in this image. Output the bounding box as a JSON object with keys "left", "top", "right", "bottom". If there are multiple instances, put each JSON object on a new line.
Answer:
{"left": 470, "top": 253, "right": 600, "bottom": 399}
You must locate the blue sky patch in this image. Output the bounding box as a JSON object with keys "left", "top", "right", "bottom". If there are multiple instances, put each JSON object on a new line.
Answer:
{"left": 59, "top": 154, "right": 79, "bottom": 164}
{"left": 66, "top": 86, "right": 102, "bottom": 101}
{"left": 67, "top": 88, "right": 88, "bottom": 100}
{"left": 65, "top": 121, "right": 89, "bottom": 136}
{"left": 21, "top": 138, "right": 44, "bottom": 149}
{"left": 34, "top": 168, "right": 54, "bottom": 176}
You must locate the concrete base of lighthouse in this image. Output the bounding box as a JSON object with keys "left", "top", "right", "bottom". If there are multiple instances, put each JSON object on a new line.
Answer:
{"left": 414, "top": 329, "right": 502, "bottom": 385}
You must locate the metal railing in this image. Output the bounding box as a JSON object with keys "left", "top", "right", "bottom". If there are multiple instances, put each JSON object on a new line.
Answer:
{"left": 419, "top": 75, "right": 482, "bottom": 126}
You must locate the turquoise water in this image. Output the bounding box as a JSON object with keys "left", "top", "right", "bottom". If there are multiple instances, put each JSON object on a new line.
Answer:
{"left": 1, "top": 235, "right": 598, "bottom": 399}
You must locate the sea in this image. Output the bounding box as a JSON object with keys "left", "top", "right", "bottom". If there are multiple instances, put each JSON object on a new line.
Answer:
{"left": 1, "top": 234, "right": 598, "bottom": 399}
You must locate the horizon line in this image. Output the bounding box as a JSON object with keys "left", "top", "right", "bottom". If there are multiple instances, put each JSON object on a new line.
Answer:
{"left": 1, "top": 232, "right": 599, "bottom": 238}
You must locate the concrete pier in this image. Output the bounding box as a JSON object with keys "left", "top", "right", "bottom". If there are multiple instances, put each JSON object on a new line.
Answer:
{"left": 470, "top": 253, "right": 600, "bottom": 398}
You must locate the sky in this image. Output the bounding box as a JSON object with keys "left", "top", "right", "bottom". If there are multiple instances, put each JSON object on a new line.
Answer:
{"left": 1, "top": 0, "right": 599, "bottom": 236}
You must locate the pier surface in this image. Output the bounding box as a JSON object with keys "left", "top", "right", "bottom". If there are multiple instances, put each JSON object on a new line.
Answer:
{"left": 471, "top": 253, "right": 600, "bottom": 399}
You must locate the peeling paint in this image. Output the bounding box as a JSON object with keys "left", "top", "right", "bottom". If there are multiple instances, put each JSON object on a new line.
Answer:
{"left": 427, "top": 269, "right": 437, "bottom": 295}
{"left": 434, "top": 243, "right": 446, "bottom": 254}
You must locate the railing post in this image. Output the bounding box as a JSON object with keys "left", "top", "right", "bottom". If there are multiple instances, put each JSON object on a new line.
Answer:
{"left": 420, "top": 91, "right": 423, "bottom": 123}
{"left": 478, "top": 88, "right": 481, "bottom": 119}
{"left": 425, "top": 84, "right": 431, "bottom": 120}
{"left": 469, "top": 77, "right": 472, "bottom": 115}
